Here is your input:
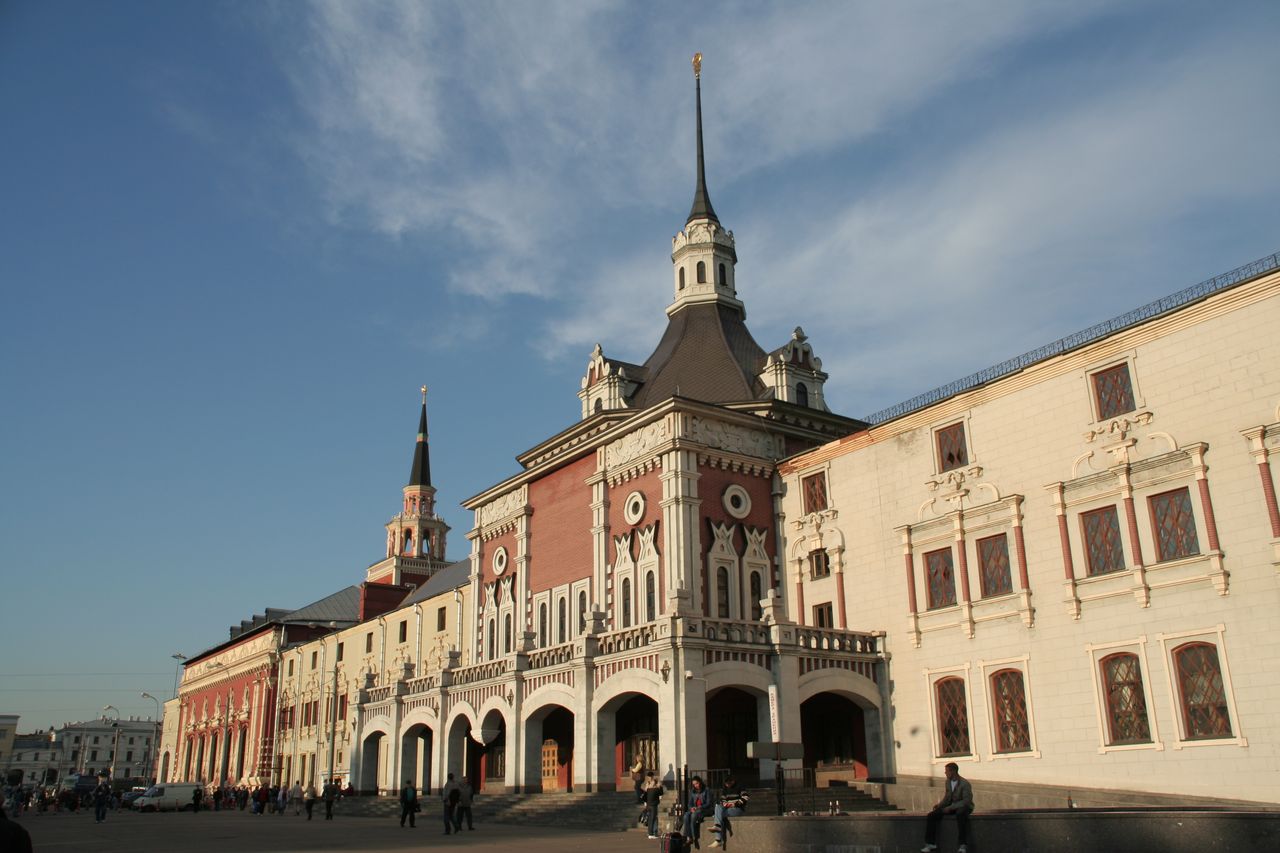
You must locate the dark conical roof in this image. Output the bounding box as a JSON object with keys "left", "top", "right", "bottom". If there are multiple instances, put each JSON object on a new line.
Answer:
{"left": 408, "top": 401, "right": 432, "bottom": 487}
{"left": 687, "top": 73, "right": 719, "bottom": 225}
{"left": 630, "top": 302, "right": 766, "bottom": 408}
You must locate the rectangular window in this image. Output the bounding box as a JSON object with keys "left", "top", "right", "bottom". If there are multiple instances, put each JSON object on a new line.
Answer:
{"left": 437, "top": 607, "right": 447, "bottom": 631}
{"left": 365, "top": 632, "right": 373, "bottom": 654}
{"left": 399, "top": 620, "right": 408, "bottom": 644}
{"left": 936, "top": 422, "right": 968, "bottom": 472}
{"left": 977, "top": 533, "right": 1012, "bottom": 598}
{"left": 310, "top": 651, "right": 317, "bottom": 669}
{"left": 813, "top": 602, "right": 834, "bottom": 628}
{"left": 339, "top": 694, "right": 348, "bottom": 721}
{"left": 1102, "top": 653, "right": 1152, "bottom": 744}
{"left": 1082, "top": 505, "right": 1126, "bottom": 576}
{"left": 925, "top": 547, "right": 956, "bottom": 609}
{"left": 990, "top": 669, "right": 1031, "bottom": 753}
{"left": 809, "top": 549, "right": 831, "bottom": 579}
{"left": 91, "top": 750, "right": 98, "bottom": 761}
{"left": 287, "top": 659, "right": 294, "bottom": 677}
{"left": 336, "top": 643, "right": 344, "bottom": 663}
{"left": 802, "top": 473, "right": 828, "bottom": 515}
{"left": 126, "top": 751, "right": 133, "bottom": 762}
{"left": 1092, "top": 363, "right": 1136, "bottom": 420}
{"left": 1149, "top": 487, "right": 1200, "bottom": 562}
{"left": 935, "top": 677, "right": 970, "bottom": 756}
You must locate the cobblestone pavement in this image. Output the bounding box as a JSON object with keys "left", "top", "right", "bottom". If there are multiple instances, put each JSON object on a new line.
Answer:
{"left": 14, "top": 808, "right": 663, "bottom": 852}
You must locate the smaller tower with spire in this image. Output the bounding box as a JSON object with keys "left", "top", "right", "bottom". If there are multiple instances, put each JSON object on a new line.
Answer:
{"left": 670, "top": 52, "right": 742, "bottom": 317}
{"left": 369, "top": 387, "right": 451, "bottom": 587}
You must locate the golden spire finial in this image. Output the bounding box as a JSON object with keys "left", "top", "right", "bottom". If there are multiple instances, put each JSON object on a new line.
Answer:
{"left": 692, "top": 52, "right": 702, "bottom": 79}
{"left": 420, "top": 385, "right": 428, "bottom": 404}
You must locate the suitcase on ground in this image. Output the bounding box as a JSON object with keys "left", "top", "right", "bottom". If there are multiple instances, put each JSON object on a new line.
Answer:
{"left": 660, "top": 831, "right": 688, "bottom": 853}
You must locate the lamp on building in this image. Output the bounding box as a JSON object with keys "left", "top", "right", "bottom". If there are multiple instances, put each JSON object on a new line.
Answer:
{"left": 661, "top": 660, "right": 672, "bottom": 683}
{"left": 141, "top": 692, "right": 160, "bottom": 784}
{"left": 171, "top": 653, "right": 187, "bottom": 698}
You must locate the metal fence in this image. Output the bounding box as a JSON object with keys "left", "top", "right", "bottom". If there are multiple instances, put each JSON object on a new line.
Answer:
{"left": 864, "top": 251, "right": 1280, "bottom": 426}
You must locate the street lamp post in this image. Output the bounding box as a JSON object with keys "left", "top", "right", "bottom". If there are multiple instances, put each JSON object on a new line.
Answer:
{"left": 102, "top": 705, "right": 121, "bottom": 784}
{"left": 141, "top": 692, "right": 160, "bottom": 785}
{"left": 171, "top": 653, "right": 187, "bottom": 698}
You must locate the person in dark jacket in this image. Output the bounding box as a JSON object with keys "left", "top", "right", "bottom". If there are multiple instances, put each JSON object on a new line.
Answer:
{"left": 399, "top": 779, "right": 418, "bottom": 827}
{"left": 684, "top": 775, "right": 711, "bottom": 849}
{"left": 92, "top": 777, "right": 112, "bottom": 823}
{"left": 710, "top": 774, "right": 749, "bottom": 848}
{"left": 1, "top": 793, "right": 34, "bottom": 853}
{"left": 641, "top": 772, "right": 663, "bottom": 839}
{"left": 920, "top": 762, "right": 974, "bottom": 853}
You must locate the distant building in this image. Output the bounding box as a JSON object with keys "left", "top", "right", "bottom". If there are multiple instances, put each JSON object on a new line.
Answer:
{"left": 53, "top": 716, "right": 158, "bottom": 782}
{"left": 6, "top": 731, "right": 56, "bottom": 786}
{"left": 0, "top": 715, "right": 17, "bottom": 772}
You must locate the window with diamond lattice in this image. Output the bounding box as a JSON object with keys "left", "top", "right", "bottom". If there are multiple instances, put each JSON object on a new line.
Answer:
{"left": 937, "top": 422, "right": 968, "bottom": 472}
{"left": 1082, "top": 505, "right": 1126, "bottom": 576}
{"left": 809, "top": 549, "right": 831, "bottom": 579}
{"left": 1092, "top": 363, "right": 1136, "bottom": 420}
{"left": 925, "top": 547, "right": 956, "bottom": 609}
{"left": 1101, "top": 653, "right": 1151, "bottom": 744}
{"left": 990, "top": 669, "right": 1031, "bottom": 753}
{"left": 977, "top": 533, "right": 1012, "bottom": 598}
{"left": 935, "top": 677, "right": 970, "bottom": 756}
{"left": 802, "top": 473, "right": 828, "bottom": 515}
{"left": 1174, "top": 643, "right": 1232, "bottom": 739}
{"left": 1149, "top": 488, "right": 1200, "bottom": 562}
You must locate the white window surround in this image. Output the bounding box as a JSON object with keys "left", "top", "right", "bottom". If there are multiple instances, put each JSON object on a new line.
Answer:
{"left": 923, "top": 663, "right": 979, "bottom": 764}
{"left": 1082, "top": 351, "right": 1147, "bottom": 427}
{"left": 978, "top": 654, "right": 1041, "bottom": 760}
{"left": 722, "top": 484, "right": 752, "bottom": 519}
{"left": 930, "top": 412, "right": 978, "bottom": 477}
{"left": 1156, "top": 625, "right": 1247, "bottom": 750}
{"left": 623, "top": 490, "right": 646, "bottom": 525}
{"left": 793, "top": 461, "right": 833, "bottom": 518}
{"left": 1084, "top": 636, "right": 1164, "bottom": 754}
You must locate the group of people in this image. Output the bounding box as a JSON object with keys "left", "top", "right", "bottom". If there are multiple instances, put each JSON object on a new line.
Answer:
{"left": 190, "top": 778, "right": 347, "bottom": 820}
{"left": 399, "top": 773, "right": 475, "bottom": 834}
{"left": 631, "top": 763, "right": 749, "bottom": 850}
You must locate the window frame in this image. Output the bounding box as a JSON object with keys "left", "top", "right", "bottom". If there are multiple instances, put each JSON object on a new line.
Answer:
{"left": 925, "top": 666, "right": 976, "bottom": 761}
{"left": 1085, "top": 638, "right": 1163, "bottom": 754}
{"left": 1084, "top": 354, "right": 1146, "bottom": 424}
{"left": 1147, "top": 486, "right": 1200, "bottom": 564}
{"left": 812, "top": 602, "right": 834, "bottom": 628}
{"left": 1080, "top": 504, "right": 1127, "bottom": 577}
{"left": 980, "top": 656, "right": 1040, "bottom": 759}
{"left": 975, "top": 532, "right": 1013, "bottom": 599}
{"left": 924, "top": 546, "right": 957, "bottom": 610}
{"left": 801, "top": 471, "right": 828, "bottom": 515}
{"left": 808, "top": 548, "right": 831, "bottom": 580}
{"left": 935, "top": 420, "right": 970, "bottom": 473}
{"left": 1156, "top": 626, "right": 1247, "bottom": 749}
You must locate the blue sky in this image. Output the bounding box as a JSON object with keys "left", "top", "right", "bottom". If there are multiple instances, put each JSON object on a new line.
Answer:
{"left": 3, "top": 1, "right": 1279, "bottom": 731}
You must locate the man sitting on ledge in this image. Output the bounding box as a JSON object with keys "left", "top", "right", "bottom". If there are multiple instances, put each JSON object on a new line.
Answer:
{"left": 921, "top": 762, "right": 973, "bottom": 853}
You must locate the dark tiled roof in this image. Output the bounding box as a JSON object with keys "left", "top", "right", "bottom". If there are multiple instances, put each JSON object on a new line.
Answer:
{"left": 408, "top": 402, "right": 431, "bottom": 487}
{"left": 631, "top": 303, "right": 766, "bottom": 407}
{"left": 400, "top": 559, "right": 470, "bottom": 607}
{"left": 282, "top": 585, "right": 361, "bottom": 625}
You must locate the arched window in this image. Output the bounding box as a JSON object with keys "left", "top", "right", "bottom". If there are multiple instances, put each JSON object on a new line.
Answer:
{"left": 990, "top": 669, "right": 1031, "bottom": 753}
{"left": 696, "top": 261, "right": 706, "bottom": 283}
{"left": 795, "top": 382, "right": 809, "bottom": 408}
{"left": 678, "top": 267, "right": 686, "bottom": 290}
{"left": 934, "top": 677, "right": 970, "bottom": 756}
{"left": 503, "top": 613, "right": 512, "bottom": 654}
{"left": 645, "top": 571, "right": 656, "bottom": 622}
{"left": 1101, "top": 652, "right": 1151, "bottom": 744}
{"left": 402, "top": 530, "right": 413, "bottom": 555}
{"left": 1173, "top": 642, "right": 1232, "bottom": 739}
{"left": 557, "top": 598, "right": 567, "bottom": 644}
{"left": 487, "top": 619, "right": 496, "bottom": 660}
{"left": 716, "top": 566, "right": 730, "bottom": 618}
{"left": 717, "top": 263, "right": 726, "bottom": 286}
{"left": 749, "top": 571, "right": 762, "bottom": 621}
{"left": 594, "top": 398, "right": 603, "bottom": 413}
{"left": 621, "top": 578, "right": 632, "bottom": 628}
{"left": 538, "top": 603, "right": 548, "bottom": 647}
{"left": 578, "top": 591, "right": 588, "bottom": 634}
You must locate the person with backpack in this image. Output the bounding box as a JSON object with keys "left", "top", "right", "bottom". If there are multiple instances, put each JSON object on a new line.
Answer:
{"left": 399, "top": 779, "right": 418, "bottom": 828}
{"left": 440, "top": 773, "right": 460, "bottom": 835}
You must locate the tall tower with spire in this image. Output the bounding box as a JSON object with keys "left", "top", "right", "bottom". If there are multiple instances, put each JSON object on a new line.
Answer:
{"left": 670, "top": 52, "right": 741, "bottom": 316}
{"left": 368, "top": 387, "right": 451, "bottom": 587}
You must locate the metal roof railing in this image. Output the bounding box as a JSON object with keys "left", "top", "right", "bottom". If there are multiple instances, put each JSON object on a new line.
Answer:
{"left": 864, "top": 251, "right": 1280, "bottom": 426}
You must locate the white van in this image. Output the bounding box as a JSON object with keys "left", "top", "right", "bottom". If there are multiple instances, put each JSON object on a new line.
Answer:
{"left": 135, "top": 783, "right": 201, "bottom": 812}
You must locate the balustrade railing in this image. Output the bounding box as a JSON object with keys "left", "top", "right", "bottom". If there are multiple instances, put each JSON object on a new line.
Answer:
{"left": 449, "top": 659, "right": 508, "bottom": 686}
{"left": 794, "top": 626, "right": 880, "bottom": 655}
{"left": 365, "top": 684, "right": 395, "bottom": 703}
{"left": 596, "top": 623, "right": 661, "bottom": 656}
{"left": 526, "top": 642, "right": 575, "bottom": 670}
{"left": 405, "top": 673, "right": 438, "bottom": 695}
{"left": 695, "top": 616, "right": 772, "bottom": 646}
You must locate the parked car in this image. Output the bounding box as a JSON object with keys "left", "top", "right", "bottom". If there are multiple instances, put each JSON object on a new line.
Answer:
{"left": 121, "top": 788, "right": 148, "bottom": 808}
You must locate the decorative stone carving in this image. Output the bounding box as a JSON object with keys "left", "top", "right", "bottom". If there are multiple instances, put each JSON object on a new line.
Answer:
{"left": 478, "top": 486, "right": 527, "bottom": 528}
{"left": 686, "top": 416, "right": 776, "bottom": 459}
{"left": 605, "top": 419, "right": 671, "bottom": 468}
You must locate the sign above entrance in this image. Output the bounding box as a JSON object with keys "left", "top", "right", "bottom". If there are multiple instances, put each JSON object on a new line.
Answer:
{"left": 747, "top": 741, "right": 804, "bottom": 761}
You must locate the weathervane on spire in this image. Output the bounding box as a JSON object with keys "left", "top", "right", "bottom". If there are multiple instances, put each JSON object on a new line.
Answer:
{"left": 692, "top": 52, "right": 702, "bottom": 79}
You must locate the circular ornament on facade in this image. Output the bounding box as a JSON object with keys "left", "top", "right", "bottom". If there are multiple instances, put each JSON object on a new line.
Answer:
{"left": 492, "top": 546, "right": 509, "bottom": 576}
{"left": 623, "top": 490, "right": 646, "bottom": 525}
{"left": 723, "top": 484, "right": 752, "bottom": 519}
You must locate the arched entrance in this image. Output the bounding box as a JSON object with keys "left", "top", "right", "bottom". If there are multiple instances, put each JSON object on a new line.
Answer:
{"left": 706, "top": 687, "right": 764, "bottom": 784}
{"left": 525, "top": 705, "right": 574, "bottom": 792}
{"left": 401, "top": 724, "right": 433, "bottom": 793}
{"left": 801, "top": 692, "right": 868, "bottom": 780}
{"left": 448, "top": 711, "right": 507, "bottom": 793}
{"left": 360, "top": 731, "right": 386, "bottom": 793}
{"left": 606, "top": 694, "right": 658, "bottom": 791}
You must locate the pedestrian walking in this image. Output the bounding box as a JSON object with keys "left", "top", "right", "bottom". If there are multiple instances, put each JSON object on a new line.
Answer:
{"left": 190, "top": 785, "right": 203, "bottom": 814}
{"left": 440, "top": 773, "right": 459, "bottom": 835}
{"left": 290, "top": 780, "right": 303, "bottom": 815}
{"left": 322, "top": 777, "right": 338, "bottom": 820}
{"left": 452, "top": 776, "right": 475, "bottom": 832}
{"left": 399, "top": 780, "right": 418, "bottom": 828}
{"left": 92, "top": 777, "right": 111, "bottom": 824}
{"left": 304, "top": 783, "right": 317, "bottom": 820}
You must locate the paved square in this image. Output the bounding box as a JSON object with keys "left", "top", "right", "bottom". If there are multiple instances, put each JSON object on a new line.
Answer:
{"left": 14, "top": 809, "right": 662, "bottom": 852}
